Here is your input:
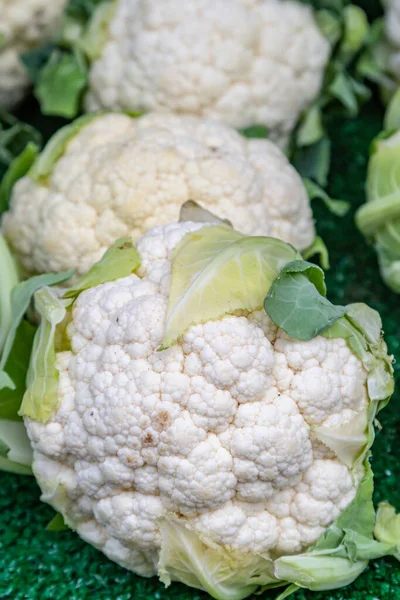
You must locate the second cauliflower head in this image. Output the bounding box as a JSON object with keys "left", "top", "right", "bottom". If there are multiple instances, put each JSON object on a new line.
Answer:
{"left": 21, "top": 221, "right": 394, "bottom": 599}
{"left": 0, "top": 0, "right": 67, "bottom": 109}
{"left": 82, "top": 0, "right": 330, "bottom": 147}
{"left": 1, "top": 112, "right": 315, "bottom": 278}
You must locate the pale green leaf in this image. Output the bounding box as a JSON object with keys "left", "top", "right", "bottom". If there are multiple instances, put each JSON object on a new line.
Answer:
{"left": 158, "top": 516, "right": 277, "bottom": 600}
{"left": 303, "top": 178, "right": 350, "bottom": 217}
{"left": 19, "top": 288, "right": 69, "bottom": 422}
{"left": 374, "top": 503, "right": 400, "bottom": 560}
{"left": 161, "top": 226, "right": 299, "bottom": 348}
{"left": 63, "top": 238, "right": 141, "bottom": 301}
{"left": 296, "top": 105, "right": 324, "bottom": 147}
{"left": 302, "top": 236, "right": 330, "bottom": 270}
{"left": 0, "top": 270, "right": 73, "bottom": 374}
{"left": 384, "top": 87, "right": 400, "bottom": 131}
{"left": 29, "top": 114, "right": 97, "bottom": 184}
{"left": 312, "top": 408, "right": 368, "bottom": 467}
{"left": 274, "top": 555, "right": 368, "bottom": 592}
{"left": 0, "top": 419, "right": 32, "bottom": 475}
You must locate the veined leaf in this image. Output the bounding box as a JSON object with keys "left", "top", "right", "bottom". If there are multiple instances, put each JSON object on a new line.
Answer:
{"left": 161, "top": 226, "right": 299, "bottom": 348}
{"left": 264, "top": 260, "right": 346, "bottom": 341}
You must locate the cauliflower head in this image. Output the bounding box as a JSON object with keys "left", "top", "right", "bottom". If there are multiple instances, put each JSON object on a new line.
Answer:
{"left": 1, "top": 112, "right": 315, "bottom": 279}
{"left": 0, "top": 0, "right": 67, "bottom": 110}
{"left": 83, "top": 0, "right": 330, "bottom": 147}
{"left": 21, "top": 222, "right": 394, "bottom": 599}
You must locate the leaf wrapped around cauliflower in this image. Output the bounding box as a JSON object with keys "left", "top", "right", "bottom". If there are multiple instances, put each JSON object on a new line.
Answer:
{"left": 0, "top": 0, "right": 67, "bottom": 110}
{"left": 356, "top": 128, "right": 400, "bottom": 293}
{"left": 0, "top": 112, "right": 317, "bottom": 280}
{"left": 17, "top": 221, "right": 396, "bottom": 600}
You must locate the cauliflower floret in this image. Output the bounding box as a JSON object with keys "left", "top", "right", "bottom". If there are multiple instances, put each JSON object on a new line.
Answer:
{"left": 85, "top": 0, "right": 330, "bottom": 147}
{"left": 25, "top": 222, "right": 368, "bottom": 577}
{"left": 0, "top": 0, "right": 67, "bottom": 109}
{"left": 2, "top": 113, "right": 315, "bottom": 279}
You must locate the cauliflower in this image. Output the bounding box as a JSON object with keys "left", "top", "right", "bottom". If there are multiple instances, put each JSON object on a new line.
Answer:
{"left": 34, "top": 0, "right": 330, "bottom": 147}
{"left": 0, "top": 0, "right": 67, "bottom": 110}
{"left": 356, "top": 129, "right": 400, "bottom": 293}
{"left": 1, "top": 112, "right": 315, "bottom": 279}
{"left": 20, "top": 221, "right": 394, "bottom": 599}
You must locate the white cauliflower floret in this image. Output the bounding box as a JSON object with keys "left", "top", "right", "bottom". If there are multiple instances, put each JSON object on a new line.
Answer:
{"left": 25, "top": 222, "right": 369, "bottom": 578}
{"left": 0, "top": 0, "right": 67, "bottom": 109}
{"left": 2, "top": 112, "right": 315, "bottom": 279}
{"left": 85, "top": 0, "right": 330, "bottom": 147}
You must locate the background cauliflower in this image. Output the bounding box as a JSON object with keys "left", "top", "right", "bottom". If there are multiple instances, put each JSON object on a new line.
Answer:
{"left": 0, "top": 0, "right": 67, "bottom": 110}
{"left": 20, "top": 221, "right": 395, "bottom": 599}
{"left": 84, "top": 0, "right": 330, "bottom": 147}
{"left": 32, "top": 0, "right": 330, "bottom": 148}
{"left": 1, "top": 112, "right": 315, "bottom": 279}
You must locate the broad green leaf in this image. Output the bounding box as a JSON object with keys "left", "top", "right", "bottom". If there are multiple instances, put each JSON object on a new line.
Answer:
{"left": 46, "top": 512, "right": 69, "bottom": 532}
{"left": 0, "top": 142, "right": 39, "bottom": 216}
{"left": 158, "top": 516, "right": 277, "bottom": 600}
{"left": 374, "top": 503, "right": 400, "bottom": 560}
{"left": 303, "top": 178, "right": 350, "bottom": 217}
{"left": 35, "top": 50, "right": 88, "bottom": 119}
{"left": 161, "top": 226, "right": 299, "bottom": 348}
{"left": 63, "top": 238, "right": 141, "bottom": 301}
{"left": 264, "top": 260, "right": 346, "bottom": 341}
{"left": 0, "top": 234, "right": 19, "bottom": 352}
{"left": 0, "top": 419, "right": 32, "bottom": 475}
{"left": 302, "top": 236, "right": 330, "bottom": 270}
{"left": 29, "top": 114, "right": 97, "bottom": 184}
{"left": 20, "top": 288, "right": 69, "bottom": 422}
{"left": 179, "top": 200, "right": 232, "bottom": 227}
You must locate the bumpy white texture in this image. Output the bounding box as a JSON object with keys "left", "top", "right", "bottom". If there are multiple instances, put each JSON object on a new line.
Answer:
{"left": 26, "top": 222, "right": 367, "bottom": 577}
{"left": 1, "top": 112, "right": 314, "bottom": 278}
{"left": 84, "top": 0, "right": 330, "bottom": 147}
{"left": 0, "top": 0, "right": 67, "bottom": 109}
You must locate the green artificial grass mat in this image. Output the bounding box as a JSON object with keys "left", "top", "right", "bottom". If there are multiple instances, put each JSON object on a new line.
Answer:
{"left": 1, "top": 1, "right": 400, "bottom": 598}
